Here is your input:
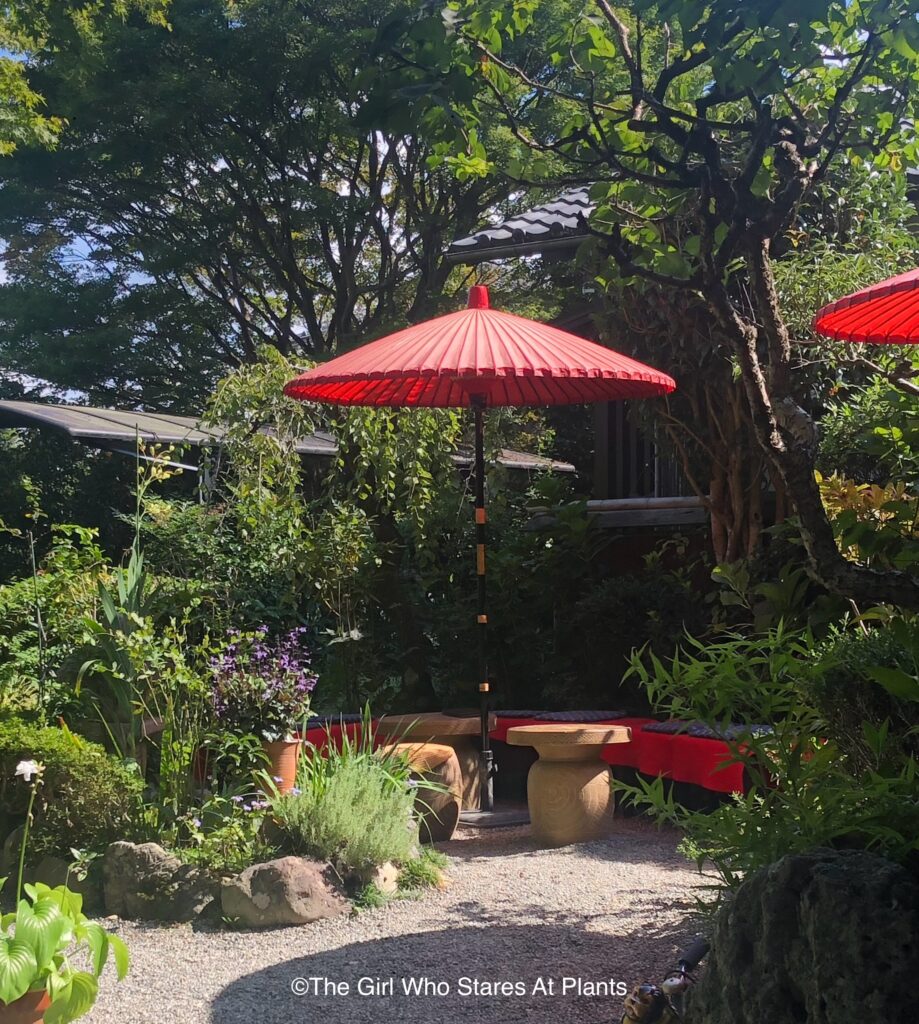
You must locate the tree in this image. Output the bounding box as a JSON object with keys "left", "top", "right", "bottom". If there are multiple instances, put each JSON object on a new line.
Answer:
{"left": 383, "top": 0, "right": 919, "bottom": 607}
{"left": 0, "top": 0, "right": 529, "bottom": 404}
{"left": 0, "top": 2, "right": 169, "bottom": 153}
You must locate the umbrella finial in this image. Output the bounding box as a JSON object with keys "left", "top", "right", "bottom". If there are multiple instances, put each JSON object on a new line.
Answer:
{"left": 468, "top": 285, "right": 490, "bottom": 310}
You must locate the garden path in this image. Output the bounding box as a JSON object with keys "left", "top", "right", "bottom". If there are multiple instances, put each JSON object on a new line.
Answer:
{"left": 85, "top": 818, "right": 707, "bottom": 1024}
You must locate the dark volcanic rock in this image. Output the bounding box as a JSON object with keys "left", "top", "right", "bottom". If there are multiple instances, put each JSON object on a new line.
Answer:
{"left": 688, "top": 849, "right": 919, "bottom": 1024}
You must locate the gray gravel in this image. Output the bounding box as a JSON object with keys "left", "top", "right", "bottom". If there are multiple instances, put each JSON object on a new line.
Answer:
{"left": 85, "top": 819, "right": 710, "bottom": 1024}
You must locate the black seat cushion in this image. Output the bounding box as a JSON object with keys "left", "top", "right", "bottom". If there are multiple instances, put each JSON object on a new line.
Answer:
{"left": 643, "top": 720, "right": 772, "bottom": 740}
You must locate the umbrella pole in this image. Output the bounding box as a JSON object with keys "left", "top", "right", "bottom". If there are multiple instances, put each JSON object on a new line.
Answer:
{"left": 473, "top": 395, "right": 494, "bottom": 812}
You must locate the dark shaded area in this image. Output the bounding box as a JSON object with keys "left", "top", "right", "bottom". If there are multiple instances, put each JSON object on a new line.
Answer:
{"left": 688, "top": 849, "right": 919, "bottom": 1024}
{"left": 211, "top": 919, "right": 695, "bottom": 1024}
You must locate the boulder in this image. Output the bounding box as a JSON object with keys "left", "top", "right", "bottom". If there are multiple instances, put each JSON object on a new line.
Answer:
{"left": 355, "top": 861, "right": 400, "bottom": 895}
{"left": 688, "top": 848, "right": 919, "bottom": 1024}
{"left": 103, "top": 841, "right": 218, "bottom": 922}
{"left": 221, "top": 856, "right": 348, "bottom": 928}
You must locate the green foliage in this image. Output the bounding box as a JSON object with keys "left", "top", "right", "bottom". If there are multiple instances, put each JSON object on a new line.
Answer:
{"left": 817, "top": 379, "right": 919, "bottom": 486}
{"left": 0, "top": 524, "right": 105, "bottom": 714}
{"left": 271, "top": 723, "right": 419, "bottom": 875}
{"left": 170, "top": 794, "right": 273, "bottom": 875}
{"left": 808, "top": 624, "right": 919, "bottom": 772}
{"left": 710, "top": 557, "right": 845, "bottom": 636}
{"left": 621, "top": 628, "right": 919, "bottom": 888}
{"left": 352, "top": 882, "right": 388, "bottom": 911}
{"left": 0, "top": 0, "right": 168, "bottom": 156}
{"left": 818, "top": 472, "right": 919, "bottom": 572}
{"left": 0, "top": 718, "right": 142, "bottom": 862}
{"left": 0, "top": 0, "right": 518, "bottom": 400}
{"left": 0, "top": 879, "right": 129, "bottom": 1021}
{"left": 397, "top": 845, "right": 448, "bottom": 893}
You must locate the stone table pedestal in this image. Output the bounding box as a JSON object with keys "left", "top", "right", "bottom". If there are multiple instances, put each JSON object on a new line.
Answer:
{"left": 507, "top": 724, "right": 631, "bottom": 846}
{"left": 375, "top": 712, "right": 496, "bottom": 810}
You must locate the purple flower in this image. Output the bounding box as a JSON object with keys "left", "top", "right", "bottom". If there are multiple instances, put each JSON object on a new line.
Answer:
{"left": 192, "top": 817, "right": 202, "bottom": 828}
{"left": 209, "top": 625, "right": 316, "bottom": 737}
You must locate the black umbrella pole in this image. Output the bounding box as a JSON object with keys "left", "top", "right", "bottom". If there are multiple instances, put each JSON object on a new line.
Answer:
{"left": 473, "top": 397, "right": 494, "bottom": 811}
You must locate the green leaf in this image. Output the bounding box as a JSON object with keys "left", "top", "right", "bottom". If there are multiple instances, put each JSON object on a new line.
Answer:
{"left": 81, "top": 923, "right": 109, "bottom": 978}
{"left": 15, "top": 899, "right": 70, "bottom": 972}
{"left": 44, "top": 972, "right": 98, "bottom": 1024}
{"left": 0, "top": 936, "right": 39, "bottom": 1005}
{"left": 866, "top": 667, "right": 919, "bottom": 701}
{"left": 108, "top": 933, "right": 130, "bottom": 981}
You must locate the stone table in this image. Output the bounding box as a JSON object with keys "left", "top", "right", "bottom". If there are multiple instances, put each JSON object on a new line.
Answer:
{"left": 375, "top": 712, "right": 496, "bottom": 809}
{"left": 507, "top": 723, "right": 631, "bottom": 846}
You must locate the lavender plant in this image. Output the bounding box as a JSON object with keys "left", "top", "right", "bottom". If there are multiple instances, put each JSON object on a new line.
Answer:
{"left": 210, "top": 626, "right": 317, "bottom": 741}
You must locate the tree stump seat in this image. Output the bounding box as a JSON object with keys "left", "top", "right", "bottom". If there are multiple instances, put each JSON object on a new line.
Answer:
{"left": 380, "top": 741, "right": 462, "bottom": 842}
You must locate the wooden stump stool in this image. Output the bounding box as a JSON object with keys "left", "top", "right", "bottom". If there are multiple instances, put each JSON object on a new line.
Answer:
{"left": 381, "top": 741, "right": 462, "bottom": 842}
{"left": 507, "top": 724, "right": 631, "bottom": 846}
{"left": 376, "top": 713, "right": 496, "bottom": 810}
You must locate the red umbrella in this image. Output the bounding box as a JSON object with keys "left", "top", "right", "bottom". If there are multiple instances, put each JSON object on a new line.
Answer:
{"left": 285, "top": 285, "right": 676, "bottom": 810}
{"left": 814, "top": 268, "right": 919, "bottom": 344}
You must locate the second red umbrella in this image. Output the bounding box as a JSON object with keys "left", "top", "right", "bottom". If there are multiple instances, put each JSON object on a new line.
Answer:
{"left": 285, "top": 285, "right": 676, "bottom": 810}
{"left": 814, "top": 267, "right": 919, "bottom": 344}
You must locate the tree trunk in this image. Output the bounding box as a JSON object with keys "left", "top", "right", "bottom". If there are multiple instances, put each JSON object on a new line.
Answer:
{"left": 707, "top": 254, "right": 919, "bottom": 610}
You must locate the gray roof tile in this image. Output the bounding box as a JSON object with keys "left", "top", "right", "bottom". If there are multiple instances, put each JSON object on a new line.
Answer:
{"left": 446, "top": 187, "right": 594, "bottom": 261}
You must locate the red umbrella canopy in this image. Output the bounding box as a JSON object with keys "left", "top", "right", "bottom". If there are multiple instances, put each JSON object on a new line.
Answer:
{"left": 814, "top": 268, "right": 919, "bottom": 345}
{"left": 284, "top": 285, "right": 676, "bottom": 407}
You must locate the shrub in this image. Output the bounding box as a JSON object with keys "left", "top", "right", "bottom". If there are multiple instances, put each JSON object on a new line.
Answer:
{"left": 271, "top": 728, "right": 419, "bottom": 875}
{"left": 0, "top": 717, "right": 142, "bottom": 860}
{"left": 808, "top": 625, "right": 919, "bottom": 770}
{"left": 621, "top": 628, "right": 919, "bottom": 890}
{"left": 171, "top": 793, "right": 275, "bottom": 874}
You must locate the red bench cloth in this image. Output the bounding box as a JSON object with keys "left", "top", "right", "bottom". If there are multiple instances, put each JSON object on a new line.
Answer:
{"left": 670, "top": 735, "right": 747, "bottom": 793}
{"left": 636, "top": 725, "right": 677, "bottom": 778}
{"left": 601, "top": 716, "right": 657, "bottom": 768}
{"left": 300, "top": 721, "right": 372, "bottom": 754}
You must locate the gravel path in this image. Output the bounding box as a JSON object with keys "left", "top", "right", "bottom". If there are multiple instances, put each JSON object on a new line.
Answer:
{"left": 85, "top": 819, "right": 710, "bottom": 1024}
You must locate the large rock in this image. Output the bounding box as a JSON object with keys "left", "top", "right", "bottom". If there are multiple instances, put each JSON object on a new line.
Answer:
{"left": 103, "top": 841, "right": 218, "bottom": 922}
{"left": 220, "top": 856, "right": 348, "bottom": 928}
{"left": 688, "top": 849, "right": 919, "bottom": 1024}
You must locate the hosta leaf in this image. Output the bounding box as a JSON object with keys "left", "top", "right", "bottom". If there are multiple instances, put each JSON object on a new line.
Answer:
{"left": 43, "top": 971, "right": 98, "bottom": 1024}
{"left": 108, "top": 934, "right": 130, "bottom": 981}
{"left": 81, "top": 923, "right": 109, "bottom": 977}
{"left": 16, "top": 898, "right": 70, "bottom": 971}
{"left": 0, "top": 936, "right": 39, "bottom": 1005}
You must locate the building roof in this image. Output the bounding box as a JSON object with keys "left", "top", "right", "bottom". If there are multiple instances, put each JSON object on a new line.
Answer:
{"left": 445, "top": 187, "right": 592, "bottom": 264}
{"left": 448, "top": 170, "right": 919, "bottom": 265}
{"left": 0, "top": 400, "right": 574, "bottom": 474}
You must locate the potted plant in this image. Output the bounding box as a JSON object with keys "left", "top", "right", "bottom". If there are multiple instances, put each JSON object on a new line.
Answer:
{"left": 0, "top": 761, "right": 129, "bottom": 1024}
{"left": 210, "top": 627, "right": 317, "bottom": 792}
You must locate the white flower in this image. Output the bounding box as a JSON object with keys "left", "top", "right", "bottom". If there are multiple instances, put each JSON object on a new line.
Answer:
{"left": 15, "top": 760, "right": 42, "bottom": 783}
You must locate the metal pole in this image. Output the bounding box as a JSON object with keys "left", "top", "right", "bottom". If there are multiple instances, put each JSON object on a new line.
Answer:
{"left": 473, "top": 394, "right": 494, "bottom": 811}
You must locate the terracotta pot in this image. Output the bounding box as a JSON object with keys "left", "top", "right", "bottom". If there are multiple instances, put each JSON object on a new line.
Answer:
{"left": 262, "top": 739, "right": 300, "bottom": 794}
{"left": 0, "top": 989, "right": 51, "bottom": 1024}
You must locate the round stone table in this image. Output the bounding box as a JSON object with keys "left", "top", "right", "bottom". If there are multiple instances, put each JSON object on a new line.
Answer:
{"left": 507, "top": 723, "right": 632, "bottom": 846}
{"left": 375, "top": 712, "right": 496, "bottom": 810}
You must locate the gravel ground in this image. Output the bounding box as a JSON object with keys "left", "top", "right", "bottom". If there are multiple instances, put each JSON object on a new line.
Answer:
{"left": 85, "top": 818, "right": 710, "bottom": 1024}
